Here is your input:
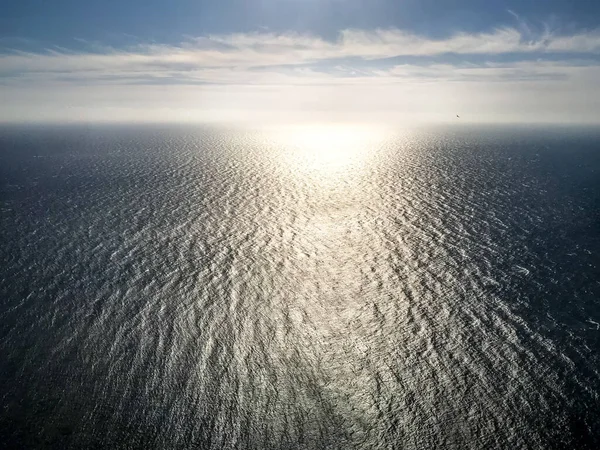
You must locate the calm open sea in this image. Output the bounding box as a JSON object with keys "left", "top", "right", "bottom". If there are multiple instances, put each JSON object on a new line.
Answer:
{"left": 1, "top": 124, "right": 599, "bottom": 449}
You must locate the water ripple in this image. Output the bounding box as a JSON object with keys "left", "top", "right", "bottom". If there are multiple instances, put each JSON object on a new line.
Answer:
{"left": 1, "top": 125, "right": 599, "bottom": 449}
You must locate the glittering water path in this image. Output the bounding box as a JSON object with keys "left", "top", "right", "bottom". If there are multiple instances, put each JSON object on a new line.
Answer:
{"left": 1, "top": 125, "right": 599, "bottom": 449}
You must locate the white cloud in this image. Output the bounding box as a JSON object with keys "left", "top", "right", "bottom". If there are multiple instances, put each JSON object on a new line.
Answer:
{"left": 1, "top": 27, "right": 600, "bottom": 123}
{"left": 2, "top": 27, "right": 600, "bottom": 81}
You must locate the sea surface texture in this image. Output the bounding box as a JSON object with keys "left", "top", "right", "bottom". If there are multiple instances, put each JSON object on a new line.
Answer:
{"left": 1, "top": 124, "right": 599, "bottom": 449}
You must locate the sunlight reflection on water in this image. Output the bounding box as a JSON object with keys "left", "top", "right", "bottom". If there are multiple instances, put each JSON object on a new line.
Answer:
{"left": 1, "top": 125, "right": 599, "bottom": 449}
{"left": 270, "top": 124, "right": 390, "bottom": 184}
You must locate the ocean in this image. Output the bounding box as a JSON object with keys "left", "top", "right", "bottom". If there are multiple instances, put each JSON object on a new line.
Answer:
{"left": 0, "top": 124, "right": 599, "bottom": 449}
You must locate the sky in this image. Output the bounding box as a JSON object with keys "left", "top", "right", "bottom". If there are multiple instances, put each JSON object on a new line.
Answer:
{"left": 1, "top": 0, "right": 600, "bottom": 124}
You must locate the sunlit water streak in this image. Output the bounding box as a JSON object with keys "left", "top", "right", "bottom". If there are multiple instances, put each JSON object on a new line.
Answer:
{"left": 0, "top": 124, "right": 599, "bottom": 449}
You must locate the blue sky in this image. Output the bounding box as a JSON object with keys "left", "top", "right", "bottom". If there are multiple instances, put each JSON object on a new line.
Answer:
{"left": 1, "top": 0, "right": 600, "bottom": 123}
{"left": 3, "top": 0, "right": 600, "bottom": 43}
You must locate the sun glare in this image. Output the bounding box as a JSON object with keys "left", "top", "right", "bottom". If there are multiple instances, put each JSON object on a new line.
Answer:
{"left": 272, "top": 124, "right": 387, "bottom": 182}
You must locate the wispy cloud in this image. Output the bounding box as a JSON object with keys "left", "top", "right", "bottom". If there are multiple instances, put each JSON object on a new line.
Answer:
{"left": 2, "top": 27, "right": 600, "bottom": 84}
{"left": 1, "top": 26, "right": 600, "bottom": 123}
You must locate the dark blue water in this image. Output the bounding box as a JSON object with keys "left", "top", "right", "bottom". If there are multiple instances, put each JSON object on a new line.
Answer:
{"left": 1, "top": 124, "right": 599, "bottom": 449}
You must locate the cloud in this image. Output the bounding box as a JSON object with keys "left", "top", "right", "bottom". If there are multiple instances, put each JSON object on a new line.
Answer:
{"left": 1, "top": 26, "right": 600, "bottom": 83}
{"left": 1, "top": 26, "right": 600, "bottom": 123}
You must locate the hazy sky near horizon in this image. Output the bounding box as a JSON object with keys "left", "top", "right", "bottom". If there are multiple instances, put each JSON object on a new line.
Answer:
{"left": 1, "top": 0, "right": 600, "bottom": 124}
